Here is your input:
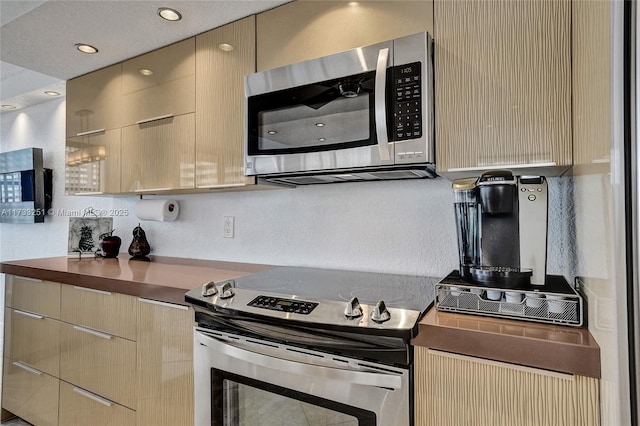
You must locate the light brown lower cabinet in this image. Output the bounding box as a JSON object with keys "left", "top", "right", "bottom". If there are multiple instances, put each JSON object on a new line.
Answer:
{"left": 414, "top": 347, "right": 600, "bottom": 426}
{"left": 58, "top": 381, "right": 135, "bottom": 426}
{"left": 2, "top": 358, "right": 59, "bottom": 426}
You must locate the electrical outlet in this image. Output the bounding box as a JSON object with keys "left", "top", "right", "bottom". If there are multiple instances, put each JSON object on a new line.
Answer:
{"left": 224, "top": 216, "right": 235, "bottom": 238}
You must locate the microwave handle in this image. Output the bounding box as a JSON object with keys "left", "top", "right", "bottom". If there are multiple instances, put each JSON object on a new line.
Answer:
{"left": 374, "top": 47, "right": 391, "bottom": 162}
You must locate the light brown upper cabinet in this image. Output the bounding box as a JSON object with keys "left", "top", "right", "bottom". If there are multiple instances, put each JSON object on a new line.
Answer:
{"left": 65, "top": 64, "right": 123, "bottom": 195}
{"left": 121, "top": 38, "right": 195, "bottom": 126}
{"left": 120, "top": 39, "right": 196, "bottom": 192}
{"left": 434, "top": 0, "right": 572, "bottom": 179}
{"left": 256, "top": 0, "right": 433, "bottom": 71}
{"left": 195, "top": 16, "right": 255, "bottom": 188}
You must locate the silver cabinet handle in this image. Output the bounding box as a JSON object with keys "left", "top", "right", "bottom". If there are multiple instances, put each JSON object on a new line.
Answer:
{"left": 72, "top": 387, "right": 113, "bottom": 407}
{"left": 133, "top": 187, "right": 172, "bottom": 192}
{"left": 138, "top": 298, "right": 189, "bottom": 310}
{"left": 17, "top": 277, "right": 43, "bottom": 282}
{"left": 136, "top": 114, "right": 174, "bottom": 125}
{"left": 446, "top": 162, "right": 557, "bottom": 173}
{"left": 73, "top": 286, "right": 111, "bottom": 296}
{"left": 14, "top": 309, "right": 45, "bottom": 320}
{"left": 12, "top": 361, "right": 43, "bottom": 376}
{"left": 73, "top": 325, "right": 113, "bottom": 340}
{"left": 76, "top": 129, "right": 106, "bottom": 137}
{"left": 374, "top": 47, "right": 391, "bottom": 162}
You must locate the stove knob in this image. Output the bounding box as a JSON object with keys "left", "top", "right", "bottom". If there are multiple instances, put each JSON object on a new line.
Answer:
{"left": 218, "top": 280, "right": 235, "bottom": 299}
{"left": 344, "top": 297, "right": 363, "bottom": 318}
{"left": 371, "top": 300, "right": 391, "bottom": 323}
{"left": 201, "top": 281, "right": 217, "bottom": 297}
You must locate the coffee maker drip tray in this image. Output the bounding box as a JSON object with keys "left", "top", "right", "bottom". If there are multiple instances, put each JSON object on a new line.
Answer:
{"left": 435, "top": 271, "right": 584, "bottom": 327}
{"left": 470, "top": 266, "right": 532, "bottom": 288}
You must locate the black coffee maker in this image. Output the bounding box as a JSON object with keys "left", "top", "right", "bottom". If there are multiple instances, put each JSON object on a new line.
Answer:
{"left": 453, "top": 170, "right": 548, "bottom": 288}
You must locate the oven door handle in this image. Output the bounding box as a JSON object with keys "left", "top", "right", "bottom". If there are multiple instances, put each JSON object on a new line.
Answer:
{"left": 196, "top": 330, "right": 403, "bottom": 390}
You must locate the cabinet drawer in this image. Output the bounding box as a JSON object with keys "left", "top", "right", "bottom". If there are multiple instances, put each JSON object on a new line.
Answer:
{"left": 60, "top": 322, "right": 136, "bottom": 410}
{"left": 59, "top": 381, "right": 135, "bottom": 426}
{"left": 6, "top": 275, "right": 61, "bottom": 319}
{"left": 2, "top": 358, "right": 59, "bottom": 426}
{"left": 120, "top": 112, "right": 195, "bottom": 192}
{"left": 4, "top": 308, "right": 60, "bottom": 377}
{"left": 60, "top": 285, "right": 137, "bottom": 340}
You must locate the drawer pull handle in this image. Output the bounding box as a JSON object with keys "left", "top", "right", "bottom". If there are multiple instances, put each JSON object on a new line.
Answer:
{"left": 136, "top": 114, "right": 174, "bottom": 125}
{"left": 16, "top": 277, "right": 43, "bottom": 282}
{"left": 138, "top": 298, "right": 189, "bottom": 310}
{"left": 74, "top": 191, "right": 104, "bottom": 195}
{"left": 76, "top": 128, "right": 106, "bottom": 137}
{"left": 133, "top": 187, "right": 172, "bottom": 192}
{"left": 73, "top": 286, "right": 112, "bottom": 296}
{"left": 14, "top": 309, "right": 45, "bottom": 320}
{"left": 73, "top": 325, "right": 113, "bottom": 340}
{"left": 12, "top": 361, "right": 43, "bottom": 376}
{"left": 73, "top": 387, "right": 113, "bottom": 407}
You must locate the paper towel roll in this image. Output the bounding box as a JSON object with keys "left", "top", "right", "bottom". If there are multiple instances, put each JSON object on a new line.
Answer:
{"left": 135, "top": 199, "right": 179, "bottom": 221}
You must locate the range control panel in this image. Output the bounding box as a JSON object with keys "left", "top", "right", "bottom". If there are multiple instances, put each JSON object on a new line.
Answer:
{"left": 391, "top": 62, "right": 422, "bottom": 141}
{"left": 248, "top": 295, "right": 319, "bottom": 315}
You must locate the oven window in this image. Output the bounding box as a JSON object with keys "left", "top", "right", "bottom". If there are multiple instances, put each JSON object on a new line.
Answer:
{"left": 212, "top": 370, "right": 376, "bottom": 426}
{"left": 247, "top": 71, "right": 377, "bottom": 156}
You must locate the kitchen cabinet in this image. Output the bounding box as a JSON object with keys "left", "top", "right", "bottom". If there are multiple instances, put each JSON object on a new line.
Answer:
{"left": 121, "top": 38, "right": 195, "bottom": 126}
{"left": 58, "top": 381, "right": 136, "bottom": 426}
{"left": 195, "top": 16, "right": 255, "bottom": 188}
{"left": 136, "top": 298, "right": 194, "bottom": 426}
{"left": 65, "top": 128, "right": 121, "bottom": 195}
{"left": 434, "top": 0, "right": 572, "bottom": 178}
{"left": 256, "top": 0, "right": 433, "bottom": 71}
{"left": 120, "top": 113, "right": 195, "bottom": 192}
{"left": 414, "top": 347, "right": 600, "bottom": 426}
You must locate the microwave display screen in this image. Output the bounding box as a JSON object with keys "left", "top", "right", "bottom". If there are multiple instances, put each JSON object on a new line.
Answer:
{"left": 248, "top": 70, "right": 376, "bottom": 155}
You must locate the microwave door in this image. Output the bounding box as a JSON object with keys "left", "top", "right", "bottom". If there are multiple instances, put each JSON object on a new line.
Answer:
{"left": 246, "top": 40, "right": 394, "bottom": 175}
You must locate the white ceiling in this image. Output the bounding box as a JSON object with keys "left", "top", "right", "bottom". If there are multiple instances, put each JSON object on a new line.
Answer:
{"left": 0, "top": 0, "right": 289, "bottom": 111}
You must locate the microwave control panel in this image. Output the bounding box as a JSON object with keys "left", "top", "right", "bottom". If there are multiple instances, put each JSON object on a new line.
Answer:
{"left": 391, "top": 62, "right": 422, "bottom": 141}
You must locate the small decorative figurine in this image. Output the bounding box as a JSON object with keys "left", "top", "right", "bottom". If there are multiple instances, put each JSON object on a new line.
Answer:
{"left": 128, "top": 223, "right": 151, "bottom": 260}
{"left": 98, "top": 229, "right": 122, "bottom": 258}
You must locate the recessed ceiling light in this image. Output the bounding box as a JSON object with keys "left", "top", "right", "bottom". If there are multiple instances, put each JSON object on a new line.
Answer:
{"left": 218, "top": 43, "right": 234, "bottom": 52}
{"left": 315, "top": 123, "right": 325, "bottom": 127}
{"left": 1, "top": 105, "right": 17, "bottom": 110}
{"left": 75, "top": 43, "right": 98, "bottom": 54}
{"left": 267, "top": 130, "right": 278, "bottom": 135}
{"left": 139, "top": 69, "right": 154, "bottom": 76}
{"left": 158, "top": 7, "right": 182, "bottom": 21}
{"left": 44, "top": 91, "right": 60, "bottom": 96}
{"left": 318, "top": 138, "right": 326, "bottom": 142}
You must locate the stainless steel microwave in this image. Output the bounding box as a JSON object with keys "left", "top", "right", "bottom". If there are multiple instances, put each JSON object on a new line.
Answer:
{"left": 244, "top": 32, "right": 435, "bottom": 185}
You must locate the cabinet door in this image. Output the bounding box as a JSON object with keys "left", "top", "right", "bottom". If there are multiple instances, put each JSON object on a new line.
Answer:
{"left": 121, "top": 38, "right": 195, "bottom": 126}
{"left": 414, "top": 347, "right": 599, "bottom": 426}
{"left": 136, "top": 298, "right": 194, "bottom": 426}
{"left": 256, "top": 0, "right": 433, "bottom": 71}
{"left": 66, "top": 63, "right": 122, "bottom": 138}
{"left": 5, "top": 275, "right": 61, "bottom": 319}
{"left": 59, "top": 322, "right": 136, "bottom": 410}
{"left": 4, "top": 308, "right": 60, "bottom": 377}
{"left": 60, "top": 285, "right": 137, "bottom": 340}
{"left": 59, "top": 381, "right": 135, "bottom": 426}
{"left": 195, "top": 16, "right": 255, "bottom": 188}
{"left": 434, "top": 0, "right": 571, "bottom": 178}
{"left": 65, "top": 128, "right": 121, "bottom": 195}
{"left": 2, "top": 358, "right": 59, "bottom": 426}
{"left": 120, "top": 113, "right": 195, "bottom": 192}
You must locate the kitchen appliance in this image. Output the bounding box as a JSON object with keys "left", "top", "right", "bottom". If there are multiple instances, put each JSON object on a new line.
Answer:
{"left": 0, "top": 148, "right": 52, "bottom": 224}
{"left": 244, "top": 32, "right": 435, "bottom": 186}
{"left": 453, "top": 170, "right": 548, "bottom": 288}
{"left": 185, "top": 266, "right": 437, "bottom": 426}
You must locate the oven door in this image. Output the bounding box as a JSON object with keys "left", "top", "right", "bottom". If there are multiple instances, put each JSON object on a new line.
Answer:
{"left": 194, "top": 327, "right": 412, "bottom": 426}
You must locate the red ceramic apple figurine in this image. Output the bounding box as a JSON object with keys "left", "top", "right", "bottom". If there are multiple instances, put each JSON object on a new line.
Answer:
{"left": 99, "top": 230, "right": 122, "bottom": 258}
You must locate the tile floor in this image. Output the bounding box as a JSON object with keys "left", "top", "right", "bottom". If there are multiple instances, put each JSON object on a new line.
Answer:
{"left": 1, "top": 418, "right": 32, "bottom": 426}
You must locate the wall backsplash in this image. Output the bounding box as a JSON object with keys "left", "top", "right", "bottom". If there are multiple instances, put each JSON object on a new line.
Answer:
{"left": 1, "top": 99, "right": 572, "bottom": 281}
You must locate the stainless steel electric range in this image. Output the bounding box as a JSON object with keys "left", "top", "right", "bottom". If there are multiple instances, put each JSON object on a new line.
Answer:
{"left": 185, "top": 266, "right": 437, "bottom": 426}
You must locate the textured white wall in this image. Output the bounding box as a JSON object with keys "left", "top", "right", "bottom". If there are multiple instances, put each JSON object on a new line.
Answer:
{"left": 1, "top": 98, "right": 571, "bottom": 280}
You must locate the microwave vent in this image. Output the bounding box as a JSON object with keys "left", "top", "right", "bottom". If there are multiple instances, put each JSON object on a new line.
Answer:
{"left": 260, "top": 165, "right": 437, "bottom": 186}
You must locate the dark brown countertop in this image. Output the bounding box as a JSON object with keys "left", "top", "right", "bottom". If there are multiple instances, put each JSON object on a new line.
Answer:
{"left": 0, "top": 255, "right": 275, "bottom": 306}
{"left": 412, "top": 308, "right": 601, "bottom": 378}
